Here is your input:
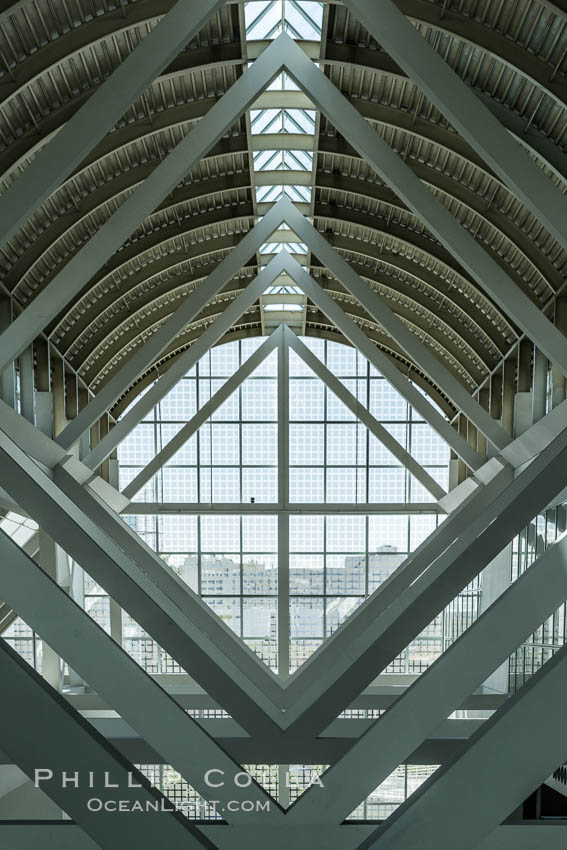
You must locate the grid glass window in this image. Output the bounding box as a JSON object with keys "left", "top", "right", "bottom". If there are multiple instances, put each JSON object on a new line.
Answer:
{"left": 116, "top": 338, "right": 456, "bottom": 677}
{"left": 509, "top": 503, "right": 567, "bottom": 690}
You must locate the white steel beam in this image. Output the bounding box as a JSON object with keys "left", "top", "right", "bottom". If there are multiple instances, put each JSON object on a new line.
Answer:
{"left": 122, "top": 502, "right": 443, "bottom": 514}
{"left": 278, "top": 34, "right": 567, "bottom": 375}
{"left": 277, "top": 331, "right": 290, "bottom": 679}
{"left": 284, "top": 326, "right": 446, "bottom": 500}
{"left": 0, "top": 530, "right": 281, "bottom": 821}
{"left": 0, "top": 36, "right": 291, "bottom": 373}
{"left": 0, "top": 639, "right": 214, "bottom": 849}
{"left": 122, "top": 327, "right": 283, "bottom": 499}
{"left": 288, "top": 527, "right": 567, "bottom": 823}
{"left": 83, "top": 253, "right": 288, "bottom": 471}
{"left": 345, "top": 0, "right": 567, "bottom": 257}
{"left": 0, "top": 426, "right": 285, "bottom": 735}
{"left": 281, "top": 253, "right": 483, "bottom": 470}
{"left": 57, "top": 202, "right": 289, "bottom": 452}
{"left": 6, "top": 32, "right": 567, "bottom": 387}
{"left": 0, "top": 0, "right": 226, "bottom": 251}
{"left": 360, "top": 640, "right": 567, "bottom": 850}
{"left": 282, "top": 198, "right": 511, "bottom": 452}
{"left": 45, "top": 714, "right": 484, "bottom": 765}
{"left": 279, "top": 423, "right": 567, "bottom": 736}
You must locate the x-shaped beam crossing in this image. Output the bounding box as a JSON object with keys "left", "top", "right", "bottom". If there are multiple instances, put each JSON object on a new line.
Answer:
{"left": 2, "top": 13, "right": 567, "bottom": 850}
{"left": 2, "top": 256, "right": 567, "bottom": 846}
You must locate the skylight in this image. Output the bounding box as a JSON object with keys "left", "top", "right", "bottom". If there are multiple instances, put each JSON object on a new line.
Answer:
{"left": 245, "top": 1, "right": 323, "bottom": 41}
{"left": 245, "top": 2, "right": 321, "bottom": 320}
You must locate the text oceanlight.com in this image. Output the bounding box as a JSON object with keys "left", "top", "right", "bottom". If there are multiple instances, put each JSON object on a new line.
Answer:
{"left": 33, "top": 768, "right": 325, "bottom": 814}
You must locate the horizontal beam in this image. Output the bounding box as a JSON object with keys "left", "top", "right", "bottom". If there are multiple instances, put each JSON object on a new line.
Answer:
{"left": 60, "top": 675, "right": 508, "bottom": 712}
{"left": 121, "top": 502, "right": 445, "bottom": 514}
{"left": 361, "top": 640, "right": 567, "bottom": 850}
{"left": 5, "top": 715, "right": 481, "bottom": 766}
{"left": 0, "top": 426, "right": 285, "bottom": 734}
{"left": 289, "top": 526, "right": 567, "bottom": 822}
{"left": 0, "top": 529, "right": 280, "bottom": 821}
{"left": 281, "top": 425, "right": 567, "bottom": 734}
{"left": 284, "top": 326, "right": 446, "bottom": 500}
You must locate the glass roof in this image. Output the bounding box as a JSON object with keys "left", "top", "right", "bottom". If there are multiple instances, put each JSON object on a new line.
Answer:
{"left": 244, "top": 1, "right": 323, "bottom": 41}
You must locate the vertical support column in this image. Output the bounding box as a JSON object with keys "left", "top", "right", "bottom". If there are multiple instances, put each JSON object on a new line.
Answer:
{"left": 477, "top": 387, "right": 490, "bottom": 460}
{"left": 35, "top": 340, "right": 50, "bottom": 394}
{"left": 99, "top": 415, "right": 111, "bottom": 482}
{"left": 551, "top": 297, "right": 567, "bottom": 409}
{"left": 278, "top": 765, "right": 290, "bottom": 809}
{"left": 38, "top": 532, "right": 65, "bottom": 691}
{"left": 0, "top": 297, "right": 16, "bottom": 408}
{"left": 107, "top": 440, "right": 123, "bottom": 646}
{"left": 88, "top": 419, "right": 100, "bottom": 463}
{"left": 515, "top": 340, "right": 533, "bottom": 436}
{"left": 77, "top": 389, "right": 91, "bottom": 459}
{"left": 35, "top": 351, "right": 63, "bottom": 690}
{"left": 457, "top": 416, "right": 467, "bottom": 484}
{"left": 466, "top": 422, "right": 477, "bottom": 464}
{"left": 501, "top": 357, "right": 515, "bottom": 437}
{"left": 109, "top": 598, "right": 123, "bottom": 647}
{"left": 35, "top": 344, "right": 53, "bottom": 436}
{"left": 478, "top": 543, "right": 512, "bottom": 697}
{"left": 278, "top": 333, "right": 290, "bottom": 680}
{"left": 480, "top": 363, "right": 512, "bottom": 698}
{"left": 65, "top": 373, "right": 78, "bottom": 424}
{"left": 51, "top": 357, "right": 66, "bottom": 438}
{"left": 19, "top": 346, "right": 35, "bottom": 424}
{"left": 108, "top": 446, "right": 120, "bottom": 491}
{"left": 488, "top": 370, "right": 503, "bottom": 460}
{"left": 37, "top": 349, "right": 85, "bottom": 691}
{"left": 532, "top": 347, "right": 548, "bottom": 423}
{"left": 62, "top": 371, "right": 87, "bottom": 688}
{"left": 448, "top": 447, "right": 459, "bottom": 491}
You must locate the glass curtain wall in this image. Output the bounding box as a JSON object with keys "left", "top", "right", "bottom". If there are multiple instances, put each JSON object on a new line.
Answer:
{"left": 112, "top": 336, "right": 469, "bottom": 676}
{"left": 509, "top": 502, "right": 567, "bottom": 690}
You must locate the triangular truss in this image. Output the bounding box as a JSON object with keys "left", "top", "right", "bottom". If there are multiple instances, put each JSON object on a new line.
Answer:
{"left": 0, "top": 4, "right": 567, "bottom": 849}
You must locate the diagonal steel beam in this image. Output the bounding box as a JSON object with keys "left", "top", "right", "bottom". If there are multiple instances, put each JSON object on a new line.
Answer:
{"left": 0, "top": 425, "right": 286, "bottom": 735}
{"left": 358, "top": 637, "right": 567, "bottom": 850}
{"left": 0, "top": 529, "right": 282, "bottom": 822}
{"left": 280, "top": 253, "right": 483, "bottom": 470}
{"left": 0, "top": 35, "right": 291, "bottom": 374}
{"left": 281, "top": 199, "right": 511, "bottom": 452}
{"left": 56, "top": 202, "right": 289, "bottom": 453}
{"left": 0, "top": 637, "right": 215, "bottom": 849}
{"left": 284, "top": 325, "right": 446, "bottom": 500}
{"left": 288, "top": 526, "right": 567, "bottom": 823}
{"left": 6, "top": 32, "right": 567, "bottom": 385}
{"left": 344, "top": 0, "right": 567, "bottom": 257}
{"left": 278, "top": 34, "right": 567, "bottom": 375}
{"left": 123, "top": 327, "right": 283, "bottom": 499}
{"left": 83, "top": 253, "right": 288, "bottom": 471}
{"left": 277, "top": 422, "right": 567, "bottom": 737}
{"left": 0, "top": 0, "right": 226, "bottom": 253}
